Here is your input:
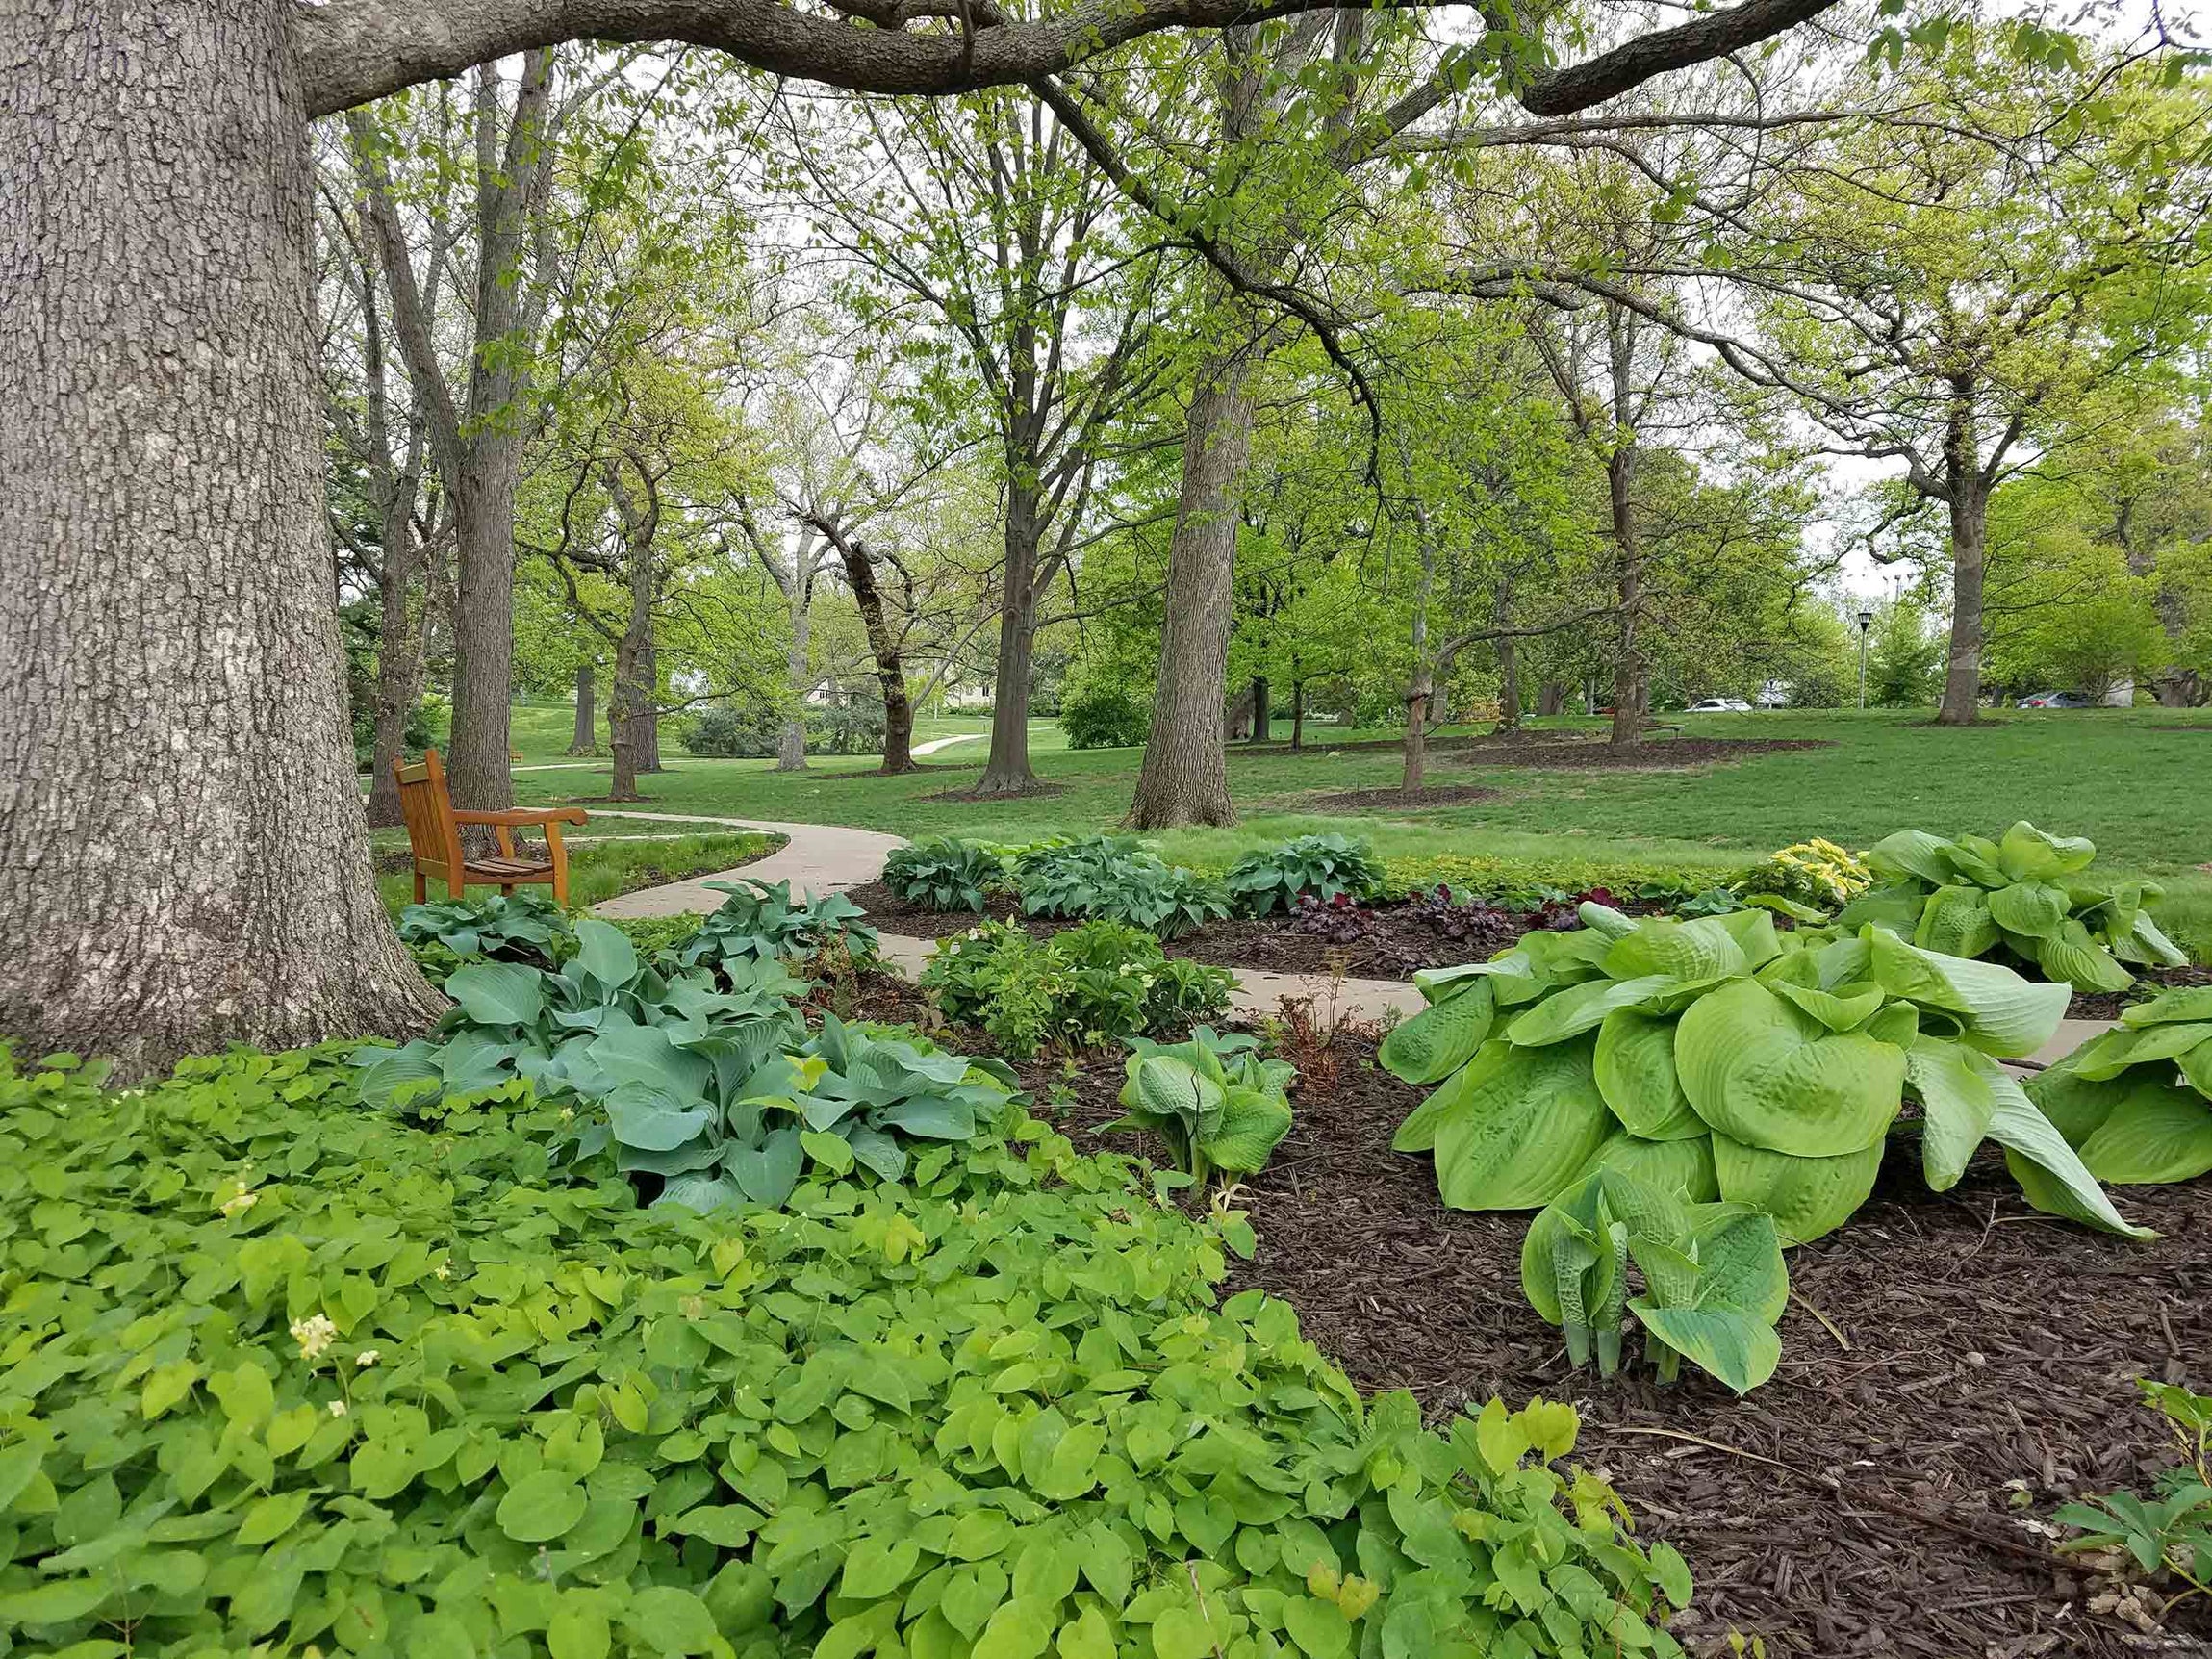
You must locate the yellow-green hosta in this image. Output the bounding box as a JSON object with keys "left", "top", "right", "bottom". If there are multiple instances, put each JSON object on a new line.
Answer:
{"left": 2025, "top": 985, "right": 2212, "bottom": 1187}
{"left": 1383, "top": 905, "right": 2149, "bottom": 1244}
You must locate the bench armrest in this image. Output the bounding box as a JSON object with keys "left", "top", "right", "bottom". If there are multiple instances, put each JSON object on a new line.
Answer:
{"left": 453, "top": 807, "right": 589, "bottom": 828}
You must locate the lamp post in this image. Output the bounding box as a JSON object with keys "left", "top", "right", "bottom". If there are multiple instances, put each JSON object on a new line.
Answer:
{"left": 1856, "top": 610, "right": 1875, "bottom": 710}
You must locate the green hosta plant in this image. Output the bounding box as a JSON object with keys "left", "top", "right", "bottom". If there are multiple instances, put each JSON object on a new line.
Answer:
{"left": 1224, "top": 833, "right": 1386, "bottom": 917}
{"left": 674, "top": 877, "right": 878, "bottom": 974}
{"left": 1385, "top": 905, "right": 2146, "bottom": 1243}
{"left": 1107, "top": 1026, "right": 1296, "bottom": 1182}
{"left": 881, "top": 837, "right": 1005, "bottom": 911}
{"left": 2023, "top": 984, "right": 2212, "bottom": 1187}
{"left": 1522, "top": 1166, "right": 1789, "bottom": 1394}
{"left": 396, "top": 889, "right": 574, "bottom": 975}
{"left": 919, "top": 919, "right": 1235, "bottom": 1059}
{"left": 1014, "top": 835, "right": 1230, "bottom": 938}
{"left": 1835, "top": 822, "right": 2188, "bottom": 991}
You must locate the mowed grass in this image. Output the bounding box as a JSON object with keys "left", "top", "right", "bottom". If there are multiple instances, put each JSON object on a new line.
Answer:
{"left": 373, "top": 830, "right": 779, "bottom": 916}
{"left": 496, "top": 703, "right": 2212, "bottom": 956}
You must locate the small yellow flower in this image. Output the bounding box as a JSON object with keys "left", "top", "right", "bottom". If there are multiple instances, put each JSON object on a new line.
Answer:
{"left": 220, "top": 1187, "right": 259, "bottom": 1218}
{"left": 290, "top": 1314, "right": 338, "bottom": 1364}
{"left": 354, "top": 1349, "right": 380, "bottom": 1369}
{"left": 434, "top": 1259, "right": 452, "bottom": 1282}
{"left": 328, "top": 1399, "right": 349, "bottom": 1417}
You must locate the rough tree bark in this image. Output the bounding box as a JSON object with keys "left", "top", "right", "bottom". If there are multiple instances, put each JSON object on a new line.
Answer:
{"left": 1493, "top": 578, "right": 1522, "bottom": 734}
{"left": 569, "top": 661, "right": 597, "bottom": 753}
{"left": 0, "top": 0, "right": 441, "bottom": 1075}
{"left": 1538, "top": 680, "right": 1569, "bottom": 716}
{"left": 1936, "top": 397, "right": 1988, "bottom": 726}
{"left": 826, "top": 526, "right": 918, "bottom": 775}
{"left": 778, "top": 588, "right": 811, "bottom": 772}
{"left": 1248, "top": 676, "right": 1270, "bottom": 744}
{"left": 1129, "top": 340, "right": 1255, "bottom": 826}
{"left": 1288, "top": 677, "right": 1305, "bottom": 750}
{"left": 974, "top": 482, "right": 1047, "bottom": 795}
{"left": 1607, "top": 447, "right": 1647, "bottom": 749}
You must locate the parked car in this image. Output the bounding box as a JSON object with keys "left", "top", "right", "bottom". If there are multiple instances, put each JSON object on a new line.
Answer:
{"left": 1686, "top": 697, "right": 1753, "bottom": 713}
{"left": 2017, "top": 690, "right": 2095, "bottom": 709}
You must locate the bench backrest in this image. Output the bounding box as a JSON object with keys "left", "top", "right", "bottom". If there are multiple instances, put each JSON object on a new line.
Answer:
{"left": 393, "top": 749, "right": 463, "bottom": 874}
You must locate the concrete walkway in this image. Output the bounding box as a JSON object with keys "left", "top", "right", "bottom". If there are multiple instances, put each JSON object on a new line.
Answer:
{"left": 910, "top": 732, "right": 982, "bottom": 756}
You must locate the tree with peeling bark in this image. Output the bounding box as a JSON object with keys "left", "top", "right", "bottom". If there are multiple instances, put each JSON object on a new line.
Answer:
{"left": 0, "top": 0, "right": 1891, "bottom": 1071}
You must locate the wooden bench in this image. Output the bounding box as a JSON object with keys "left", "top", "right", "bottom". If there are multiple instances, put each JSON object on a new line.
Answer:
{"left": 394, "top": 748, "right": 589, "bottom": 905}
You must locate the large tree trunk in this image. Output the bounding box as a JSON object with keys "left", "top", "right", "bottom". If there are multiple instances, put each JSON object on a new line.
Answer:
{"left": 568, "top": 660, "right": 597, "bottom": 754}
{"left": 1289, "top": 678, "right": 1305, "bottom": 752}
{"left": 1402, "top": 682, "right": 1430, "bottom": 793}
{"left": 1493, "top": 579, "right": 1521, "bottom": 734}
{"left": 635, "top": 637, "right": 663, "bottom": 772}
{"left": 1537, "top": 680, "right": 1568, "bottom": 717}
{"left": 1937, "top": 482, "right": 1989, "bottom": 727}
{"left": 1130, "top": 342, "right": 1256, "bottom": 827}
{"left": 1248, "top": 676, "right": 1270, "bottom": 745}
{"left": 446, "top": 470, "right": 521, "bottom": 806}
{"left": 974, "top": 487, "right": 1045, "bottom": 796}
{"left": 0, "top": 0, "right": 440, "bottom": 1076}
{"left": 777, "top": 586, "right": 810, "bottom": 772}
{"left": 1606, "top": 450, "right": 1646, "bottom": 750}
{"left": 836, "top": 534, "right": 918, "bottom": 775}
{"left": 609, "top": 630, "right": 648, "bottom": 802}
{"left": 364, "top": 549, "right": 423, "bottom": 827}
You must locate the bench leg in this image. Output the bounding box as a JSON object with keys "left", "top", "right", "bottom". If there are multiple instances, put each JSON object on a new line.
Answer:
{"left": 415, "top": 872, "right": 427, "bottom": 905}
{"left": 547, "top": 822, "right": 570, "bottom": 906}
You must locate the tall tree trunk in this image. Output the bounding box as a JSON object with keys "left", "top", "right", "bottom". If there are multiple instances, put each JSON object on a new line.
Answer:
{"left": 1607, "top": 449, "right": 1645, "bottom": 750}
{"left": 1537, "top": 680, "right": 1568, "bottom": 717}
{"left": 1937, "top": 483, "right": 1989, "bottom": 726}
{"left": 1402, "top": 681, "right": 1430, "bottom": 793}
{"left": 568, "top": 660, "right": 597, "bottom": 754}
{"left": 447, "top": 470, "right": 521, "bottom": 805}
{"left": 1493, "top": 578, "right": 1521, "bottom": 734}
{"left": 635, "top": 636, "right": 662, "bottom": 772}
{"left": 1289, "top": 678, "right": 1305, "bottom": 751}
{"left": 364, "top": 549, "right": 423, "bottom": 827}
{"left": 975, "top": 486, "right": 1045, "bottom": 795}
{"left": 0, "top": 0, "right": 440, "bottom": 1076}
{"left": 1129, "top": 340, "right": 1256, "bottom": 827}
{"left": 1248, "top": 676, "right": 1270, "bottom": 745}
{"left": 836, "top": 534, "right": 917, "bottom": 775}
{"left": 609, "top": 628, "right": 648, "bottom": 802}
{"left": 777, "top": 586, "right": 810, "bottom": 772}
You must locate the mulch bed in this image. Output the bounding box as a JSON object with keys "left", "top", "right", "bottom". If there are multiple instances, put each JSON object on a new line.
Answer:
{"left": 961, "top": 1016, "right": 2212, "bottom": 1659}
{"left": 2070, "top": 965, "right": 2212, "bottom": 1022}
{"left": 1303, "top": 783, "right": 1506, "bottom": 810}
{"left": 916, "top": 781, "right": 1070, "bottom": 804}
{"left": 1447, "top": 737, "right": 1835, "bottom": 770}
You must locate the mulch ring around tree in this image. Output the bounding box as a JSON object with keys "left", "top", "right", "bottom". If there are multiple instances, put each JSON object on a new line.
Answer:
{"left": 1300, "top": 783, "right": 1506, "bottom": 810}
{"left": 1445, "top": 736, "right": 1836, "bottom": 770}
{"left": 915, "top": 780, "right": 1070, "bottom": 804}
{"left": 966, "top": 1021, "right": 2212, "bottom": 1659}
{"left": 844, "top": 881, "right": 1667, "bottom": 978}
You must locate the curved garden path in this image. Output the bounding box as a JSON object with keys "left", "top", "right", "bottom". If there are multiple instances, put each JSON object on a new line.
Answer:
{"left": 587, "top": 810, "right": 2110, "bottom": 1056}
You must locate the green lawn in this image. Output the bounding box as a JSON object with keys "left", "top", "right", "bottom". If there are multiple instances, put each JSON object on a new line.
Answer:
{"left": 375, "top": 830, "right": 778, "bottom": 915}
{"left": 487, "top": 703, "right": 2212, "bottom": 956}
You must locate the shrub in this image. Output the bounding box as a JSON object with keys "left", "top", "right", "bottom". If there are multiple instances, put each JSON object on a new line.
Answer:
{"left": 1225, "top": 834, "right": 1386, "bottom": 918}
{"left": 1382, "top": 854, "right": 1752, "bottom": 906}
{"left": 1736, "top": 837, "right": 1873, "bottom": 913}
{"left": 1057, "top": 680, "right": 1151, "bottom": 749}
{"left": 678, "top": 702, "right": 784, "bottom": 756}
{"left": 1107, "top": 1026, "right": 1297, "bottom": 1183}
{"left": 1836, "top": 822, "right": 2190, "bottom": 989}
{"left": 882, "top": 838, "right": 1005, "bottom": 912}
{"left": 804, "top": 696, "right": 884, "bottom": 755}
{"left": 919, "top": 918, "right": 1235, "bottom": 1059}
{"left": 2024, "top": 983, "right": 2212, "bottom": 1187}
{"left": 1014, "top": 836, "right": 1230, "bottom": 940}
{"left": 673, "top": 878, "right": 878, "bottom": 976}
{"left": 1383, "top": 904, "right": 2145, "bottom": 1243}
{"left": 396, "top": 890, "right": 574, "bottom": 978}
{"left": 0, "top": 1045, "right": 1699, "bottom": 1659}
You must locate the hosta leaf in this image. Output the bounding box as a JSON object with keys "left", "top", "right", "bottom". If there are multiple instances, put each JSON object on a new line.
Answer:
{"left": 605, "top": 1086, "right": 713, "bottom": 1154}
{"left": 1578, "top": 901, "right": 1640, "bottom": 937}
{"left": 1768, "top": 980, "right": 1887, "bottom": 1034}
{"left": 574, "top": 918, "right": 639, "bottom": 986}
{"left": 1902, "top": 1036, "right": 1997, "bottom": 1191}
{"left": 2028, "top": 921, "right": 2134, "bottom": 994}
{"left": 1575, "top": 1131, "right": 1716, "bottom": 1202}
{"left": 1520, "top": 1204, "right": 1610, "bottom": 1328}
{"left": 1424, "top": 1037, "right": 1612, "bottom": 1211}
{"left": 1601, "top": 918, "right": 1750, "bottom": 983}
{"left": 2122, "top": 986, "right": 2212, "bottom": 1028}
{"left": 1594, "top": 1009, "right": 1704, "bottom": 1139}
{"left": 1378, "top": 980, "right": 1494, "bottom": 1085}
{"left": 1865, "top": 931, "right": 2070, "bottom": 1058}
{"left": 1863, "top": 830, "right": 1961, "bottom": 886}
{"left": 1914, "top": 885, "right": 1999, "bottom": 959}
{"left": 1832, "top": 881, "right": 1926, "bottom": 935}
{"left": 1630, "top": 1304, "right": 1782, "bottom": 1396}
{"left": 2117, "top": 910, "right": 2190, "bottom": 969}
{"left": 2077, "top": 1092, "right": 2212, "bottom": 1184}
{"left": 1676, "top": 978, "right": 1905, "bottom": 1158}
{"left": 1207, "top": 1087, "right": 1294, "bottom": 1174}
{"left": 1986, "top": 881, "right": 2070, "bottom": 939}
{"left": 1506, "top": 975, "right": 1681, "bottom": 1048}
{"left": 1987, "top": 1067, "right": 2153, "bottom": 1238}
{"left": 445, "top": 961, "right": 546, "bottom": 1028}
{"left": 1710, "top": 1132, "right": 1886, "bottom": 1244}
{"left": 725, "top": 1126, "right": 804, "bottom": 1208}
{"left": 1688, "top": 1204, "right": 1790, "bottom": 1322}
{"left": 2071, "top": 1021, "right": 2210, "bottom": 1081}
{"left": 1996, "top": 822, "right": 2098, "bottom": 882}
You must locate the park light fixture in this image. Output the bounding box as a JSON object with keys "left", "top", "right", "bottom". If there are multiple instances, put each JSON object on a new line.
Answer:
{"left": 1856, "top": 609, "right": 1876, "bottom": 709}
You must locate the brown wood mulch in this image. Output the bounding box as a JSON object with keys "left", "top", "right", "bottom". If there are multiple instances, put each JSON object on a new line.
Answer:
{"left": 1302, "top": 784, "right": 1507, "bottom": 810}
{"left": 2069, "top": 965, "right": 2212, "bottom": 1022}
{"left": 972, "top": 1023, "right": 2212, "bottom": 1659}
{"left": 1445, "top": 736, "right": 1836, "bottom": 770}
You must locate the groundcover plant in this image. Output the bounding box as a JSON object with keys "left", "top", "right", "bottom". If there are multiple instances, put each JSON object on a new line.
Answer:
{"left": 2026, "top": 984, "right": 2212, "bottom": 1187}
{"left": 0, "top": 1043, "right": 1696, "bottom": 1658}
{"left": 1383, "top": 905, "right": 2143, "bottom": 1245}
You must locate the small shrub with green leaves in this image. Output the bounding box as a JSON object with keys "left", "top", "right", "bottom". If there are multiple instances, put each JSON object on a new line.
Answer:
{"left": 1521, "top": 1166, "right": 1789, "bottom": 1396}
{"left": 674, "top": 878, "right": 878, "bottom": 975}
{"left": 0, "top": 1042, "right": 1698, "bottom": 1659}
{"left": 1107, "top": 1026, "right": 1296, "bottom": 1184}
{"left": 396, "top": 889, "right": 575, "bottom": 976}
{"left": 1736, "top": 837, "right": 1873, "bottom": 914}
{"left": 1012, "top": 836, "right": 1231, "bottom": 939}
{"left": 1057, "top": 680, "right": 1151, "bottom": 749}
{"left": 1835, "top": 822, "right": 2189, "bottom": 990}
{"left": 2025, "top": 984, "right": 2212, "bottom": 1187}
{"left": 920, "top": 920, "right": 1235, "bottom": 1059}
{"left": 2057, "top": 1380, "right": 2212, "bottom": 1613}
{"left": 1382, "top": 904, "right": 2143, "bottom": 1243}
{"left": 1224, "top": 834, "right": 1385, "bottom": 918}
{"left": 881, "top": 837, "right": 1006, "bottom": 912}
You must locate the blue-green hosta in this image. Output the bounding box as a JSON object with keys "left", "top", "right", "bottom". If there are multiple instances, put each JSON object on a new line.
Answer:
{"left": 674, "top": 878, "right": 878, "bottom": 974}
{"left": 396, "top": 889, "right": 575, "bottom": 973}
{"left": 1521, "top": 1166, "right": 1789, "bottom": 1395}
{"left": 1106, "top": 1028, "right": 1297, "bottom": 1183}
{"left": 2024, "top": 985, "right": 2212, "bottom": 1189}
{"left": 1382, "top": 906, "right": 2146, "bottom": 1244}
{"left": 1834, "top": 822, "right": 2187, "bottom": 992}
{"left": 1223, "top": 835, "right": 1385, "bottom": 919}
{"left": 0, "top": 1044, "right": 1697, "bottom": 1658}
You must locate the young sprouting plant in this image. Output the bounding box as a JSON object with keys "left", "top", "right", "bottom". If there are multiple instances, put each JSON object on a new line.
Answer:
{"left": 1520, "top": 1165, "right": 1790, "bottom": 1395}
{"left": 1106, "top": 1026, "right": 1296, "bottom": 1184}
{"left": 2056, "top": 1380, "right": 2212, "bottom": 1615}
